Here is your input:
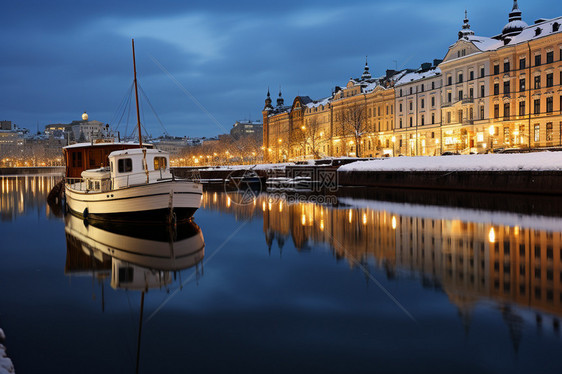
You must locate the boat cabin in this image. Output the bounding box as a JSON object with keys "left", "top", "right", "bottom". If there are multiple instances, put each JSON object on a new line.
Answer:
{"left": 108, "top": 148, "right": 173, "bottom": 189}
{"left": 63, "top": 140, "right": 152, "bottom": 178}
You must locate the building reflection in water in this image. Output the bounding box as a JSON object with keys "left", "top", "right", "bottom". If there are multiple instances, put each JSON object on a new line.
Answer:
{"left": 202, "top": 191, "right": 562, "bottom": 340}
{"left": 0, "top": 175, "right": 61, "bottom": 221}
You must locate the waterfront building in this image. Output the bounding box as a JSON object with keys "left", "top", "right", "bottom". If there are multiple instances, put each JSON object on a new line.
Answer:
{"left": 441, "top": 2, "right": 562, "bottom": 152}
{"left": 262, "top": 1, "right": 562, "bottom": 160}
{"left": 45, "top": 112, "right": 105, "bottom": 143}
{"left": 262, "top": 63, "right": 407, "bottom": 162}
{"left": 230, "top": 120, "right": 262, "bottom": 140}
{"left": 394, "top": 61, "right": 442, "bottom": 156}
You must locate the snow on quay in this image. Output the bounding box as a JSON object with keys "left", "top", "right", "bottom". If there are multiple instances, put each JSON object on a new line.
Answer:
{"left": 339, "top": 152, "right": 562, "bottom": 172}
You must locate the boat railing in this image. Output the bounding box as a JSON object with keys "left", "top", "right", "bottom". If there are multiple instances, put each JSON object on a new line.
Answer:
{"left": 65, "top": 177, "right": 113, "bottom": 193}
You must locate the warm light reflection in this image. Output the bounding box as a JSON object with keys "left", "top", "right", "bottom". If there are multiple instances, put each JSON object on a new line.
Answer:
{"left": 301, "top": 214, "right": 306, "bottom": 226}
{"left": 262, "top": 201, "right": 266, "bottom": 211}
{"left": 348, "top": 210, "right": 353, "bottom": 223}
{"left": 320, "top": 219, "right": 324, "bottom": 231}
{"left": 391, "top": 216, "right": 397, "bottom": 230}
{"left": 514, "top": 226, "right": 519, "bottom": 235}
{"left": 488, "top": 227, "right": 496, "bottom": 243}
{"left": 279, "top": 201, "right": 283, "bottom": 212}
{"left": 226, "top": 196, "right": 231, "bottom": 208}
{"left": 362, "top": 213, "right": 367, "bottom": 225}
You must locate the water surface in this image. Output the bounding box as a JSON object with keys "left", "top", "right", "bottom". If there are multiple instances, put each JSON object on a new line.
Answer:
{"left": 1, "top": 175, "right": 561, "bottom": 373}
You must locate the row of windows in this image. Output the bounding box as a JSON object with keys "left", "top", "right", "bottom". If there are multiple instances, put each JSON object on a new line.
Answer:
{"left": 493, "top": 96, "right": 561, "bottom": 118}
{"left": 443, "top": 48, "right": 562, "bottom": 87}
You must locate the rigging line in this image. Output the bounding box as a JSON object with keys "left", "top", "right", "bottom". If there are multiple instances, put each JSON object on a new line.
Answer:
{"left": 138, "top": 83, "right": 169, "bottom": 136}
{"left": 112, "top": 82, "right": 135, "bottom": 130}
{"left": 116, "top": 85, "right": 134, "bottom": 132}
{"left": 149, "top": 55, "right": 229, "bottom": 134}
{"left": 149, "top": 55, "right": 244, "bottom": 155}
{"left": 329, "top": 233, "right": 417, "bottom": 323}
{"left": 144, "top": 219, "right": 250, "bottom": 324}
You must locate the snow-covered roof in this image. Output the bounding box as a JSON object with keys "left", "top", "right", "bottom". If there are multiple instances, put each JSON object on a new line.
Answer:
{"left": 109, "top": 148, "right": 167, "bottom": 158}
{"left": 305, "top": 97, "right": 330, "bottom": 109}
{"left": 461, "top": 16, "right": 562, "bottom": 52}
{"left": 63, "top": 141, "right": 146, "bottom": 149}
{"left": 395, "top": 67, "right": 441, "bottom": 86}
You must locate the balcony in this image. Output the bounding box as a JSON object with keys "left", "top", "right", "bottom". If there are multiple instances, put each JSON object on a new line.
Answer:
{"left": 462, "top": 119, "right": 474, "bottom": 125}
{"left": 462, "top": 97, "right": 474, "bottom": 104}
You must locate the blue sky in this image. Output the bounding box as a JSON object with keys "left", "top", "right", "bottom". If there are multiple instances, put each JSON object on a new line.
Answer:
{"left": 1, "top": 0, "right": 560, "bottom": 138}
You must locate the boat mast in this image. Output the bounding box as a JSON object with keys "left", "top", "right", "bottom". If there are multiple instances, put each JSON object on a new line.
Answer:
{"left": 132, "top": 39, "right": 143, "bottom": 148}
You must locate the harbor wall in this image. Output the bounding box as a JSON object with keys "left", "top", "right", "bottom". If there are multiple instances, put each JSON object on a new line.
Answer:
{"left": 338, "top": 170, "right": 562, "bottom": 195}
{"left": 0, "top": 166, "right": 64, "bottom": 175}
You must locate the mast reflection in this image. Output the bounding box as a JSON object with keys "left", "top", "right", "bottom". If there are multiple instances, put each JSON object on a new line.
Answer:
{"left": 64, "top": 213, "right": 205, "bottom": 373}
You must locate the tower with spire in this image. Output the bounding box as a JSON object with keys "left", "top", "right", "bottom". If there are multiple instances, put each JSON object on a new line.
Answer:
{"left": 361, "top": 57, "right": 372, "bottom": 81}
{"left": 502, "top": 0, "right": 528, "bottom": 37}
{"left": 276, "top": 89, "right": 284, "bottom": 107}
{"left": 264, "top": 88, "right": 273, "bottom": 111}
{"left": 458, "top": 10, "right": 475, "bottom": 40}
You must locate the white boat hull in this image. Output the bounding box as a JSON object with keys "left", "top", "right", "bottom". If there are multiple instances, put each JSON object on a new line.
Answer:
{"left": 65, "top": 179, "right": 202, "bottom": 222}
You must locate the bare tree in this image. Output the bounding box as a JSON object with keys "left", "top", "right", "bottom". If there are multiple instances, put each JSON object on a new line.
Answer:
{"left": 339, "top": 102, "right": 368, "bottom": 157}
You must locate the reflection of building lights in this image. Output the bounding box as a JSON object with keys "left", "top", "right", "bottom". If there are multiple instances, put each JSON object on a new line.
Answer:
{"left": 226, "top": 196, "right": 231, "bottom": 208}
{"left": 320, "top": 219, "right": 324, "bottom": 231}
{"left": 362, "top": 213, "right": 367, "bottom": 225}
{"left": 301, "top": 214, "right": 306, "bottom": 226}
{"left": 348, "top": 210, "right": 352, "bottom": 223}
{"left": 262, "top": 201, "right": 266, "bottom": 211}
{"left": 514, "top": 226, "right": 519, "bottom": 235}
{"left": 391, "top": 216, "right": 397, "bottom": 230}
{"left": 279, "top": 201, "right": 283, "bottom": 212}
{"left": 213, "top": 192, "right": 217, "bottom": 203}
{"left": 268, "top": 200, "right": 272, "bottom": 211}
{"left": 488, "top": 227, "right": 495, "bottom": 243}
{"left": 253, "top": 198, "right": 257, "bottom": 206}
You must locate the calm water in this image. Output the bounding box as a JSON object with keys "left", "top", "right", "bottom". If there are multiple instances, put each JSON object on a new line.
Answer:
{"left": 1, "top": 175, "right": 562, "bottom": 373}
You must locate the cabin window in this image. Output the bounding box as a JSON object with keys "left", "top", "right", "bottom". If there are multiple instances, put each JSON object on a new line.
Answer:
{"left": 94, "top": 181, "right": 101, "bottom": 190}
{"left": 118, "top": 158, "right": 133, "bottom": 173}
{"left": 72, "top": 152, "right": 82, "bottom": 167}
{"left": 154, "top": 157, "right": 167, "bottom": 170}
{"left": 110, "top": 161, "right": 114, "bottom": 173}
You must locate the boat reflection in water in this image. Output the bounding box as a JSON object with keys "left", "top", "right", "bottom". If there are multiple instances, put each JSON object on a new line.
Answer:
{"left": 64, "top": 213, "right": 205, "bottom": 373}
{"left": 203, "top": 191, "right": 562, "bottom": 338}
{"left": 64, "top": 213, "right": 205, "bottom": 290}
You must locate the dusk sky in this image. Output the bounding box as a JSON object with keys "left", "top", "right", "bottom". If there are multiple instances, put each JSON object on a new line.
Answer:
{"left": 2, "top": 0, "right": 561, "bottom": 138}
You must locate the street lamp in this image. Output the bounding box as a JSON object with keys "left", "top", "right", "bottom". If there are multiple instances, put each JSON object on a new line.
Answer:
{"left": 489, "top": 125, "right": 495, "bottom": 152}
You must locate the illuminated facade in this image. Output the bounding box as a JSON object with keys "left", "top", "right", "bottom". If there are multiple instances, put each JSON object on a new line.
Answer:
{"left": 262, "top": 1, "right": 562, "bottom": 160}
{"left": 262, "top": 65, "right": 406, "bottom": 162}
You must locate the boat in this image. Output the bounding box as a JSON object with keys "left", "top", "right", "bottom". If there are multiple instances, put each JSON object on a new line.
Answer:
{"left": 64, "top": 39, "right": 202, "bottom": 222}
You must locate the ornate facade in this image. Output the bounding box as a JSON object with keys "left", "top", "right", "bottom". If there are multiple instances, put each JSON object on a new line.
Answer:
{"left": 262, "top": 1, "right": 562, "bottom": 161}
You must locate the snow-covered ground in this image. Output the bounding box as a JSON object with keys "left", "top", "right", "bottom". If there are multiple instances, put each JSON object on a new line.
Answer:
{"left": 339, "top": 152, "right": 562, "bottom": 172}
{"left": 0, "top": 329, "right": 14, "bottom": 374}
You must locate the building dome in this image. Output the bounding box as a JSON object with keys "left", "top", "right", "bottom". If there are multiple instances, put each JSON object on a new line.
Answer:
{"left": 82, "top": 111, "right": 88, "bottom": 121}
{"left": 502, "top": 0, "right": 528, "bottom": 37}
